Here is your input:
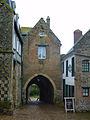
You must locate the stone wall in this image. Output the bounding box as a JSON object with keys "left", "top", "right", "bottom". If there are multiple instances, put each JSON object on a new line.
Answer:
{"left": 0, "top": 1, "right": 22, "bottom": 113}
{"left": 0, "top": 1, "right": 14, "bottom": 114}
{"left": 13, "top": 61, "right": 21, "bottom": 108}
{"left": 0, "top": 53, "right": 13, "bottom": 114}
{"left": 74, "top": 30, "right": 90, "bottom": 111}
{"left": 0, "top": 0, "right": 13, "bottom": 50}
{"left": 0, "top": 53, "right": 13, "bottom": 101}
{"left": 75, "top": 55, "right": 90, "bottom": 111}
{"left": 23, "top": 18, "right": 62, "bottom": 103}
{"left": 74, "top": 30, "right": 90, "bottom": 56}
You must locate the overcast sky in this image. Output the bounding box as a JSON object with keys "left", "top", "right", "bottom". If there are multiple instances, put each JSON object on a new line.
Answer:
{"left": 15, "top": 0, "right": 90, "bottom": 54}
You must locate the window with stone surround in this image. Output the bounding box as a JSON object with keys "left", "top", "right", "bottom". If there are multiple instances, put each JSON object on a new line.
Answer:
{"left": 38, "top": 46, "right": 46, "bottom": 59}
{"left": 66, "top": 60, "right": 68, "bottom": 77}
{"left": 39, "top": 31, "right": 44, "bottom": 36}
{"left": 62, "top": 62, "right": 64, "bottom": 73}
{"left": 72, "top": 57, "right": 74, "bottom": 76}
{"left": 17, "top": 40, "right": 21, "bottom": 55}
{"left": 82, "top": 87, "right": 89, "bottom": 97}
{"left": 82, "top": 60, "right": 89, "bottom": 72}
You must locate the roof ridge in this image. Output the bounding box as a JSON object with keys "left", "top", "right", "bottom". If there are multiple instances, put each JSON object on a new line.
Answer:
{"left": 27, "top": 17, "right": 61, "bottom": 45}
{"left": 64, "top": 29, "right": 90, "bottom": 56}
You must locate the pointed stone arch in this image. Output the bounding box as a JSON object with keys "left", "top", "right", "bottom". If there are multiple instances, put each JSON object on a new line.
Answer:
{"left": 23, "top": 73, "right": 57, "bottom": 103}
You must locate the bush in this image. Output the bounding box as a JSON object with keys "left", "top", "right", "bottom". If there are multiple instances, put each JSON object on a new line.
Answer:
{"left": 30, "top": 85, "right": 40, "bottom": 97}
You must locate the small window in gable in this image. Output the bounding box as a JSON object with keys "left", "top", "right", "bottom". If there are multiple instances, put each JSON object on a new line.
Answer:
{"left": 40, "top": 31, "right": 44, "bottom": 36}
{"left": 82, "top": 60, "right": 89, "bottom": 72}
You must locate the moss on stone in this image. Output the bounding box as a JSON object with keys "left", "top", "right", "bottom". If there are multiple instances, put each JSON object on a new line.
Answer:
{"left": 0, "top": 0, "right": 14, "bottom": 50}
{"left": 0, "top": 100, "right": 13, "bottom": 115}
{"left": 0, "top": 50, "right": 14, "bottom": 53}
{"left": 21, "top": 27, "right": 32, "bottom": 34}
{"left": 0, "top": 100, "right": 11, "bottom": 109}
{"left": 0, "top": 0, "right": 14, "bottom": 13}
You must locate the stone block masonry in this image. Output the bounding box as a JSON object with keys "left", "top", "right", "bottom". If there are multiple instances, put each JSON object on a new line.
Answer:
{"left": 22, "top": 18, "right": 62, "bottom": 104}
{"left": 0, "top": 0, "right": 14, "bottom": 114}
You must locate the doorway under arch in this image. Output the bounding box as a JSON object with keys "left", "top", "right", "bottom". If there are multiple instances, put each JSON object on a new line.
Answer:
{"left": 25, "top": 75, "right": 55, "bottom": 104}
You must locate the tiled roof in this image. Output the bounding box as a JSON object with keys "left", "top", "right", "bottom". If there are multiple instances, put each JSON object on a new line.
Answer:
{"left": 21, "top": 27, "right": 32, "bottom": 34}
{"left": 62, "top": 29, "right": 90, "bottom": 59}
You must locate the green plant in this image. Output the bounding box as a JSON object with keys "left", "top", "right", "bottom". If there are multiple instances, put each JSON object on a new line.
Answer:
{"left": 29, "top": 84, "right": 40, "bottom": 97}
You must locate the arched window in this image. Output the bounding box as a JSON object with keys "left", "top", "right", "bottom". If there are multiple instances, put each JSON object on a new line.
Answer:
{"left": 82, "top": 60, "right": 89, "bottom": 72}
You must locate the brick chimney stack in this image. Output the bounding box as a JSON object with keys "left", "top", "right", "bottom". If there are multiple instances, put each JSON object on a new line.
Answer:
{"left": 74, "top": 29, "right": 82, "bottom": 44}
{"left": 46, "top": 16, "right": 50, "bottom": 28}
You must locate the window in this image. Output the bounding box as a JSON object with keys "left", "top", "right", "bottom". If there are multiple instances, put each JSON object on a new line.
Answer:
{"left": 38, "top": 46, "right": 46, "bottom": 59}
{"left": 18, "top": 41, "right": 21, "bottom": 55}
{"left": 40, "top": 31, "right": 44, "bottom": 36}
{"left": 17, "top": 39, "right": 19, "bottom": 52}
{"left": 69, "top": 86, "right": 74, "bottom": 97}
{"left": 83, "top": 88, "right": 89, "bottom": 97}
{"left": 66, "top": 60, "right": 68, "bottom": 77}
{"left": 66, "top": 85, "right": 69, "bottom": 97}
{"left": 16, "top": 39, "right": 21, "bottom": 55}
{"left": 82, "top": 60, "right": 89, "bottom": 72}
{"left": 62, "top": 62, "right": 64, "bottom": 73}
{"left": 13, "top": 33, "right": 16, "bottom": 49}
{"left": 72, "top": 57, "right": 74, "bottom": 76}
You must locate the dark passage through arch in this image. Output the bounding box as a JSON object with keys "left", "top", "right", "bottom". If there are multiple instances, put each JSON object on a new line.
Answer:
{"left": 26, "top": 75, "right": 54, "bottom": 104}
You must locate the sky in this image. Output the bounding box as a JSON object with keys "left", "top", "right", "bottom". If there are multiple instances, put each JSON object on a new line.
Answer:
{"left": 15, "top": 0, "right": 90, "bottom": 54}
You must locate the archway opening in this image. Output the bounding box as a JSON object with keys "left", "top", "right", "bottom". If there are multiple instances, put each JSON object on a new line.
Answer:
{"left": 26, "top": 75, "right": 54, "bottom": 104}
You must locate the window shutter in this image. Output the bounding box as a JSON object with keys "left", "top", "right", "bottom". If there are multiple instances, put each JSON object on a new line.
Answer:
{"left": 72, "top": 57, "right": 74, "bottom": 76}
{"left": 66, "top": 60, "right": 68, "bottom": 77}
{"left": 62, "top": 62, "right": 64, "bottom": 73}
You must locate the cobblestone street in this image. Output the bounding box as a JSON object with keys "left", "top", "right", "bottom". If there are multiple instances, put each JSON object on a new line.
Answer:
{"left": 0, "top": 101, "right": 90, "bottom": 120}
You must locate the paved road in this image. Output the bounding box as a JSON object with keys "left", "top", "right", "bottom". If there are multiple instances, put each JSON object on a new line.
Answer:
{"left": 0, "top": 101, "right": 90, "bottom": 120}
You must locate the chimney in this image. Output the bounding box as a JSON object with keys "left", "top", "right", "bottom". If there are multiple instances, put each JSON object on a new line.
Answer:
{"left": 46, "top": 16, "right": 50, "bottom": 28}
{"left": 74, "top": 29, "right": 82, "bottom": 44}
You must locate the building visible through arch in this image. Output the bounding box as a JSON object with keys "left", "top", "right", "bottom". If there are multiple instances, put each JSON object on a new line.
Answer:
{"left": 25, "top": 75, "right": 55, "bottom": 103}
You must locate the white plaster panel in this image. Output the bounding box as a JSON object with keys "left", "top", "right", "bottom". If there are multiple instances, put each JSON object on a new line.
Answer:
{"left": 63, "top": 55, "right": 75, "bottom": 86}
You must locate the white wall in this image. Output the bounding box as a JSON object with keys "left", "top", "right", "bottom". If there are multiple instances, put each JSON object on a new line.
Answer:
{"left": 63, "top": 55, "right": 75, "bottom": 86}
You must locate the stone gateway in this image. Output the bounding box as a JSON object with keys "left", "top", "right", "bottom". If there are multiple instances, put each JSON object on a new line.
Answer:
{"left": 22, "top": 17, "right": 62, "bottom": 104}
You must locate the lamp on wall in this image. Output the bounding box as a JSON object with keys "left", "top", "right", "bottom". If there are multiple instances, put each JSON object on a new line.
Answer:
{"left": 68, "top": 64, "right": 72, "bottom": 72}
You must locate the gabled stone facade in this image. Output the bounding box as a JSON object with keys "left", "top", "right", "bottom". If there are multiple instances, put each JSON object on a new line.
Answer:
{"left": 22, "top": 17, "right": 62, "bottom": 104}
{"left": 74, "top": 30, "right": 90, "bottom": 111}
